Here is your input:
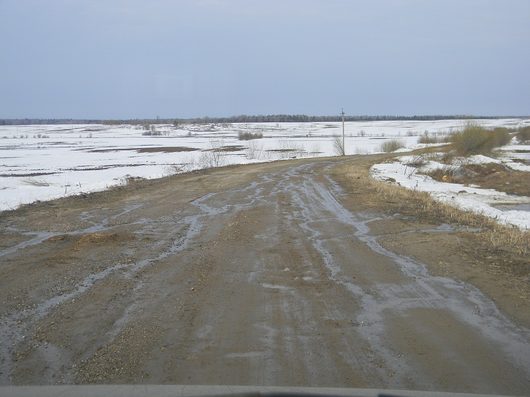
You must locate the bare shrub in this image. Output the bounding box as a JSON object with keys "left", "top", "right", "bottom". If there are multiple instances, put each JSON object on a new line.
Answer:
{"left": 141, "top": 124, "right": 162, "bottom": 136}
{"left": 516, "top": 126, "right": 530, "bottom": 143}
{"left": 197, "top": 151, "right": 223, "bottom": 168}
{"left": 279, "top": 141, "right": 305, "bottom": 158}
{"left": 404, "top": 155, "right": 427, "bottom": 168}
{"left": 238, "top": 131, "right": 263, "bottom": 140}
{"left": 440, "top": 151, "right": 456, "bottom": 164}
{"left": 380, "top": 139, "right": 405, "bottom": 153}
{"left": 333, "top": 136, "right": 345, "bottom": 156}
{"left": 451, "top": 123, "right": 511, "bottom": 155}
{"left": 246, "top": 141, "right": 264, "bottom": 160}
{"left": 198, "top": 140, "right": 225, "bottom": 168}
{"left": 142, "top": 130, "right": 162, "bottom": 136}
{"left": 418, "top": 132, "right": 450, "bottom": 144}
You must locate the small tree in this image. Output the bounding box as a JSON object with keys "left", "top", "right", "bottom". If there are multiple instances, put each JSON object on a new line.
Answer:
{"left": 333, "top": 136, "right": 345, "bottom": 156}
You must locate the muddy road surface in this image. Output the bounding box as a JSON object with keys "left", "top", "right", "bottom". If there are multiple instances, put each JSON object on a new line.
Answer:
{"left": 1, "top": 157, "right": 529, "bottom": 394}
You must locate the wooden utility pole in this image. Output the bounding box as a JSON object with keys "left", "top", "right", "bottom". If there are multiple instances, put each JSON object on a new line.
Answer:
{"left": 341, "top": 108, "right": 345, "bottom": 156}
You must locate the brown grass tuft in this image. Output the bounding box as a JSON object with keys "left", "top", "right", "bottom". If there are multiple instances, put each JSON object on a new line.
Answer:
{"left": 75, "top": 232, "right": 119, "bottom": 248}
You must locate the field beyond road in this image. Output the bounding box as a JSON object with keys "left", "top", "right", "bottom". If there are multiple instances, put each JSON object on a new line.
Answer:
{"left": 1, "top": 155, "right": 529, "bottom": 394}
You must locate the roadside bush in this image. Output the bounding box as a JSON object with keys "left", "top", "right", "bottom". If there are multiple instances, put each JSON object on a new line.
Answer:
{"left": 450, "top": 124, "right": 511, "bottom": 155}
{"left": 246, "top": 141, "right": 265, "bottom": 160}
{"left": 491, "top": 127, "right": 513, "bottom": 146}
{"left": 516, "top": 126, "right": 530, "bottom": 143}
{"left": 142, "top": 130, "right": 162, "bottom": 136}
{"left": 238, "top": 131, "right": 263, "bottom": 140}
{"left": 418, "top": 132, "right": 437, "bottom": 144}
{"left": 380, "top": 139, "right": 404, "bottom": 153}
{"left": 418, "top": 132, "right": 451, "bottom": 144}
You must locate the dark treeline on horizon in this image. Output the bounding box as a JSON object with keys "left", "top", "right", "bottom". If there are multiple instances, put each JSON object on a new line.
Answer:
{"left": 0, "top": 114, "right": 527, "bottom": 126}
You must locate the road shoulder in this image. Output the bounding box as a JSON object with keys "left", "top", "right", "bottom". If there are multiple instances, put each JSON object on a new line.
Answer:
{"left": 329, "top": 157, "right": 530, "bottom": 329}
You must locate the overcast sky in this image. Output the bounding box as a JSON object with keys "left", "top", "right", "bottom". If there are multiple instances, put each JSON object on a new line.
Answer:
{"left": 1, "top": 0, "right": 529, "bottom": 119}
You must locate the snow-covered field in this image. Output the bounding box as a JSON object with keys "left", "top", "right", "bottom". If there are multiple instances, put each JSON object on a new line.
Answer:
{"left": 1, "top": 118, "right": 529, "bottom": 212}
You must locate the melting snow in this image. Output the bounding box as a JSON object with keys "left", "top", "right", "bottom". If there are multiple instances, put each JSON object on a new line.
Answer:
{"left": 371, "top": 153, "right": 530, "bottom": 229}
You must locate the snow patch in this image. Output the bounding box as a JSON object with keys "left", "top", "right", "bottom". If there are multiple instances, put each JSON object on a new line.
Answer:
{"left": 370, "top": 160, "right": 530, "bottom": 229}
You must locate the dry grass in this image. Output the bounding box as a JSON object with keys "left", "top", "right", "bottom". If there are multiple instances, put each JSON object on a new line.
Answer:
{"left": 484, "top": 227, "right": 530, "bottom": 257}
{"left": 75, "top": 232, "right": 119, "bottom": 248}
{"left": 424, "top": 166, "right": 458, "bottom": 183}
{"left": 516, "top": 126, "right": 530, "bottom": 143}
{"left": 341, "top": 163, "right": 529, "bottom": 257}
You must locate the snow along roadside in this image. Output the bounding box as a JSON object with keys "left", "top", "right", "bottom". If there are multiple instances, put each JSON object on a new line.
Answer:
{"left": 370, "top": 159, "right": 530, "bottom": 230}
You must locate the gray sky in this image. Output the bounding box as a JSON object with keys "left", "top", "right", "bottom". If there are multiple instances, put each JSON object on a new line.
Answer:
{"left": 1, "top": 0, "right": 529, "bottom": 119}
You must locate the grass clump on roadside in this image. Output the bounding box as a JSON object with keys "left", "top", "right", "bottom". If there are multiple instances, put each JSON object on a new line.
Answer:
{"left": 516, "top": 126, "right": 530, "bottom": 143}
{"left": 380, "top": 139, "right": 404, "bottom": 153}
{"left": 238, "top": 131, "right": 263, "bottom": 141}
{"left": 450, "top": 124, "right": 511, "bottom": 155}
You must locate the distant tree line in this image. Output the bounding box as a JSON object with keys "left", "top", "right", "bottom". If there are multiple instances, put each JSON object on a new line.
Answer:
{"left": 175, "top": 114, "right": 519, "bottom": 124}
{"left": 0, "top": 118, "right": 103, "bottom": 125}
{"left": 0, "top": 114, "right": 526, "bottom": 126}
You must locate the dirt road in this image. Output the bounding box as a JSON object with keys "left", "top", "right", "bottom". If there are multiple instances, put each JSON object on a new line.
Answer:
{"left": 1, "top": 156, "right": 529, "bottom": 394}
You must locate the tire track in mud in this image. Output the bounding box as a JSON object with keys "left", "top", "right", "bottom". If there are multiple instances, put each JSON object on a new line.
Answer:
{"left": 282, "top": 164, "right": 530, "bottom": 388}
{"left": 0, "top": 167, "right": 286, "bottom": 383}
{"left": 1, "top": 160, "right": 530, "bottom": 389}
